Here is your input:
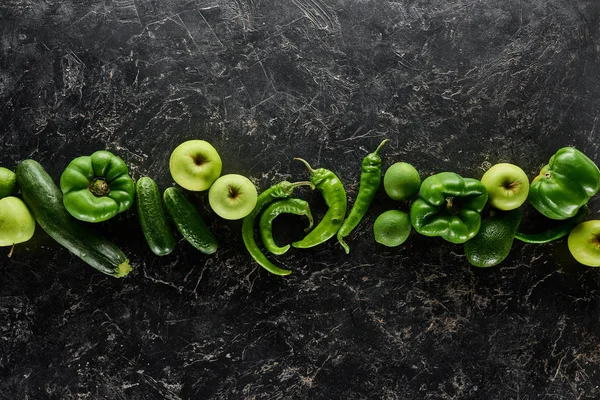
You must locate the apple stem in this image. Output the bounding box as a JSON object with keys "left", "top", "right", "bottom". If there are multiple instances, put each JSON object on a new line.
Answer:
{"left": 592, "top": 234, "right": 600, "bottom": 249}
{"left": 293, "top": 158, "right": 314, "bottom": 174}
{"left": 505, "top": 180, "right": 520, "bottom": 191}
{"left": 8, "top": 244, "right": 14, "bottom": 258}
{"left": 192, "top": 154, "right": 207, "bottom": 166}
{"left": 228, "top": 184, "right": 240, "bottom": 199}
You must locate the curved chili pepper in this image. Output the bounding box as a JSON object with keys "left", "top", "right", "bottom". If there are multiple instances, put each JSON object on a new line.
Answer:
{"left": 515, "top": 205, "right": 588, "bottom": 244}
{"left": 242, "top": 180, "right": 313, "bottom": 276}
{"left": 292, "top": 158, "right": 347, "bottom": 249}
{"left": 259, "top": 198, "right": 314, "bottom": 256}
{"left": 337, "top": 139, "right": 389, "bottom": 253}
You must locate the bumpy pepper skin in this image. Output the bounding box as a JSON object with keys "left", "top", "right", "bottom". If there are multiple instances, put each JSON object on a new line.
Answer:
{"left": 60, "top": 150, "right": 135, "bottom": 223}
{"left": 528, "top": 147, "right": 600, "bottom": 220}
{"left": 410, "top": 172, "right": 488, "bottom": 244}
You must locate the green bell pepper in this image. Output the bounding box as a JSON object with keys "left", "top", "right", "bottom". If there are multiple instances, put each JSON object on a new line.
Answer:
{"left": 529, "top": 147, "right": 600, "bottom": 220}
{"left": 410, "top": 172, "right": 488, "bottom": 244}
{"left": 60, "top": 150, "right": 135, "bottom": 223}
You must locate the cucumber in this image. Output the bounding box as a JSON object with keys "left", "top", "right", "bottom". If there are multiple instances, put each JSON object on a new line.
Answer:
{"left": 464, "top": 208, "right": 522, "bottom": 268}
{"left": 163, "top": 187, "right": 218, "bottom": 254}
{"left": 16, "top": 160, "right": 132, "bottom": 278}
{"left": 136, "top": 177, "right": 176, "bottom": 256}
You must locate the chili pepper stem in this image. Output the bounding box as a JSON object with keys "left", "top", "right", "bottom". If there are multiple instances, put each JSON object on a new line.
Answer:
{"left": 374, "top": 139, "right": 390, "bottom": 155}
{"left": 289, "top": 180, "right": 316, "bottom": 190}
{"left": 293, "top": 158, "right": 315, "bottom": 174}
{"left": 338, "top": 235, "right": 350, "bottom": 254}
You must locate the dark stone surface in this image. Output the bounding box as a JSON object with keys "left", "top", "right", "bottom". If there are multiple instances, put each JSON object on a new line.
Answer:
{"left": 2, "top": 0, "right": 600, "bottom": 398}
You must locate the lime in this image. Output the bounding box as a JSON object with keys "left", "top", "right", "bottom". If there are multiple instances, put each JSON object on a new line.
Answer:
{"left": 383, "top": 162, "right": 421, "bottom": 201}
{"left": 0, "top": 167, "right": 17, "bottom": 198}
{"left": 373, "top": 209, "right": 411, "bottom": 247}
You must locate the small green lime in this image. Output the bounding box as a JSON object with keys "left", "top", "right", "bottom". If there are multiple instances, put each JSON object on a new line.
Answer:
{"left": 383, "top": 162, "right": 421, "bottom": 201}
{"left": 373, "top": 210, "right": 411, "bottom": 247}
{"left": 0, "top": 167, "right": 17, "bottom": 198}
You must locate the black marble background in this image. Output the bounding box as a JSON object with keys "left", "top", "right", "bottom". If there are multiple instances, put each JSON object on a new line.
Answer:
{"left": 2, "top": 0, "right": 600, "bottom": 399}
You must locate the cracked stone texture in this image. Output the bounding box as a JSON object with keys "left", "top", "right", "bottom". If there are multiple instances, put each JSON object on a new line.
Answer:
{"left": 1, "top": 0, "right": 600, "bottom": 399}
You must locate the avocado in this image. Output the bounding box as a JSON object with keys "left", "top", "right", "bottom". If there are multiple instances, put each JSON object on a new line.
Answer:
{"left": 464, "top": 208, "right": 522, "bottom": 268}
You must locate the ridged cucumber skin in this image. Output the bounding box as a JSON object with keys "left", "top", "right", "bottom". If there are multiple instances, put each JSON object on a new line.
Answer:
{"left": 16, "top": 160, "right": 131, "bottom": 278}
{"left": 464, "top": 209, "right": 522, "bottom": 268}
{"left": 136, "top": 177, "right": 176, "bottom": 256}
{"left": 163, "top": 187, "right": 218, "bottom": 255}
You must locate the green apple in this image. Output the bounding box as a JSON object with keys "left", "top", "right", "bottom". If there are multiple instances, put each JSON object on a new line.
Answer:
{"left": 568, "top": 220, "right": 600, "bottom": 267}
{"left": 169, "top": 140, "right": 223, "bottom": 191}
{"left": 0, "top": 196, "right": 36, "bottom": 248}
{"left": 480, "top": 163, "right": 529, "bottom": 210}
{"left": 208, "top": 174, "right": 257, "bottom": 220}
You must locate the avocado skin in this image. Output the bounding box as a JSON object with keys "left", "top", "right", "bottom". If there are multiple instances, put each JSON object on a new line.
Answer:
{"left": 464, "top": 208, "right": 522, "bottom": 268}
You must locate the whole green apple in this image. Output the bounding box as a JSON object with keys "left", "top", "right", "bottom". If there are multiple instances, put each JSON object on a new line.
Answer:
{"left": 481, "top": 163, "right": 529, "bottom": 210}
{"left": 169, "top": 140, "right": 222, "bottom": 191}
{"left": 208, "top": 174, "right": 257, "bottom": 220}
{"left": 568, "top": 220, "right": 600, "bottom": 267}
{"left": 0, "top": 196, "right": 36, "bottom": 247}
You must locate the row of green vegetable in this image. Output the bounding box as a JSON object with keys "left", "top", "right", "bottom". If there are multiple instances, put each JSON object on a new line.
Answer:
{"left": 0, "top": 141, "right": 599, "bottom": 278}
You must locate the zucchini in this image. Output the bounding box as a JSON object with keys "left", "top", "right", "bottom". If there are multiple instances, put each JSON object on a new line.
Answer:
{"left": 163, "top": 187, "right": 218, "bottom": 254}
{"left": 136, "top": 177, "right": 176, "bottom": 256}
{"left": 16, "top": 160, "right": 132, "bottom": 278}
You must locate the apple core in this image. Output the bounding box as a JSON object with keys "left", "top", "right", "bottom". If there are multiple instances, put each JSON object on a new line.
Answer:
{"left": 192, "top": 154, "right": 207, "bottom": 166}
{"left": 208, "top": 174, "right": 258, "bottom": 220}
{"left": 169, "top": 140, "right": 223, "bottom": 191}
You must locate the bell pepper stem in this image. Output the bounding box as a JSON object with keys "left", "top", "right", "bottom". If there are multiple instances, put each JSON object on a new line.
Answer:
{"left": 445, "top": 197, "right": 459, "bottom": 214}
{"left": 89, "top": 178, "right": 110, "bottom": 197}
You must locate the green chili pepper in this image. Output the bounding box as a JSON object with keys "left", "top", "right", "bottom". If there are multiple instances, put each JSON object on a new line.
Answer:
{"left": 336, "top": 139, "right": 389, "bottom": 254}
{"left": 515, "top": 205, "right": 589, "bottom": 244}
{"left": 291, "top": 158, "right": 347, "bottom": 249}
{"left": 60, "top": 150, "right": 135, "bottom": 223}
{"left": 242, "top": 180, "right": 313, "bottom": 276}
{"left": 259, "top": 198, "right": 314, "bottom": 256}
